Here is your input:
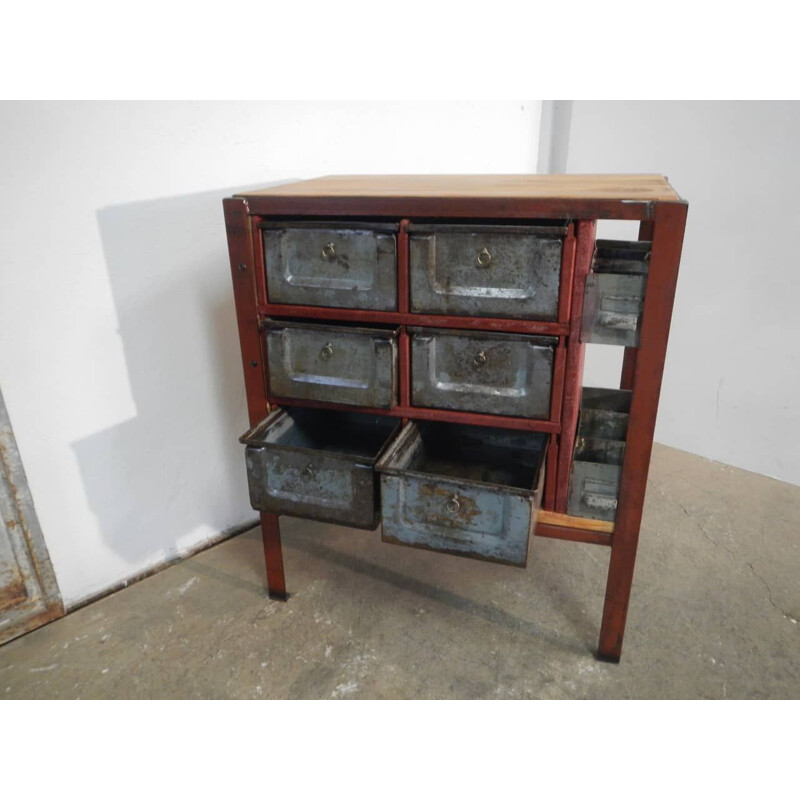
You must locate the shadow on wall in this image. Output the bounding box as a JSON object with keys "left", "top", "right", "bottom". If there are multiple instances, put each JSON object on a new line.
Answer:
{"left": 71, "top": 182, "right": 288, "bottom": 569}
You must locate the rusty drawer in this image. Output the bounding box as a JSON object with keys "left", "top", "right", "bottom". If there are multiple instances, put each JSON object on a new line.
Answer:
{"left": 262, "top": 221, "right": 397, "bottom": 311}
{"left": 582, "top": 240, "right": 650, "bottom": 347}
{"left": 376, "top": 421, "right": 547, "bottom": 566}
{"left": 240, "top": 408, "right": 402, "bottom": 529}
{"left": 408, "top": 223, "right": 565, "bottom": 320}
{"left": 567, "top": 388, "right": 631, "bottom": 521}
{"left": 265, "top": 320, "right": 399, "bottom": 408}
{"left": 409, "top": 327, "right": 555, "bottom": 419}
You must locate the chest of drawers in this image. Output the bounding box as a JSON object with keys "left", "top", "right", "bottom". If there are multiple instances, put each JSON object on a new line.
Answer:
{"left": 223, "top": 174, "right": 688, "bottom": 662}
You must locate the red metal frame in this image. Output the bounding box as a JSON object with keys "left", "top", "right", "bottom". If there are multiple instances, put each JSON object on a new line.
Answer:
{"left": 225, "top": 199, "right": 286, "bottom": 599}
{"left": 554, "top": 219, "right": 596, "bottom": 511}
{"left": 264, "top": 395, "right": 561, "bottom": 434}
{"left": 597, "top": 202, "right": 687, "bottom": 660}
{"left": 224, "top": 183, "right": 688, "bottom": 661}
{"left": 257, "top": 304, "right": 568, "bottom": 337}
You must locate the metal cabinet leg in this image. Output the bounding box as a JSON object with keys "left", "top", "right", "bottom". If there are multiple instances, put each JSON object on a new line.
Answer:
{"left": 596, "top": 202, "right": 687, "bottom": 662}
{"left": 261, "top": 512, "right": 287, "bottom": 600}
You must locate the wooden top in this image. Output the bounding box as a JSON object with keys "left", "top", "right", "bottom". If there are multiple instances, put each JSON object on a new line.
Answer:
{"left": 235, "top": 174, "right": 683, "bottom": 221}
{"left": 238, "top": 174, "right": 680, "bottom": 202}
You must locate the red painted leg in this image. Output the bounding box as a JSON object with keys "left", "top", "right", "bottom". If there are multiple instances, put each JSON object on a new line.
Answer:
{"left": 261, "top": 512, "right": 287, "bottom": 600}
{"left": 619, "top": 220, "right": 656, "bottom": 392}
{"left": 597, "top": 202, "right": 687, "bottom": 661}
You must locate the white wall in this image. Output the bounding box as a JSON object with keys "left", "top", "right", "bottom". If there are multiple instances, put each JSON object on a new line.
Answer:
{"left": 0, "top": 101, "right": 542, "bottom": 607}
{"left": 562, "top": 101, "right": 800, "bottom": 486}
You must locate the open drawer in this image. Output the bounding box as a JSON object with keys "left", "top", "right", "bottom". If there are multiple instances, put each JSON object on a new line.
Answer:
{"left": 567, "top": 388, "right": 631, "bottom": 521}
{"left": 240, "top": 408, "right": 402, "bottom": 529}
{"left": 581, "top": 240, "right": 650, "bottom": 347}
{"left": 376, "top": 421, "right": 547, "bottom": 567}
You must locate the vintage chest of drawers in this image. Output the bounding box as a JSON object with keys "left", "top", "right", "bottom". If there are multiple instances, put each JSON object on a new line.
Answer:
{"left": 224, "top": 175, "right": 688, "bottom": 662}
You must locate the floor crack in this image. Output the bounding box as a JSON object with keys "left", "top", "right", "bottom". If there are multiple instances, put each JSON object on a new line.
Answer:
{"left": 667, "top": 491, "right": 738, "bottom": 561}
{"left": 746, "top": 561, "right": 798, "bottom": 625}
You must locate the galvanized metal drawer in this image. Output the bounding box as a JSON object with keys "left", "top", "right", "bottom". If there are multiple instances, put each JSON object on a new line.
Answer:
{"left": 377, "top": 421, "right": 547, "bottom": 566}
{"left": 409, "top": 327, "right": 555, "bottom": 419}
{"left": 265, "top": 320, "right": 399, "bottom": 408}
{"left": 240, "top": 408, "right": 402, "bottom": 529}
{"left": 567, "top": 388, "right": 631, "bottom": 521}
{"left": 262, "top": 221, "right": 397, "bottom": 311}
{"left": 408, "top": 223, "right": 565, "bottom": 320}
{"left": 582, "top": 240, "right": 650, "bottom": 347}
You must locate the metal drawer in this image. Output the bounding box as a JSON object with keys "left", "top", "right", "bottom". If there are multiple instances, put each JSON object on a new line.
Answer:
{"left": 409, "top": 223, "right": 565, "bottom": 320}
{"left": 567, "top": 388, "right": 631, "bottom": 521}
{"left": 409, "top": 327, "right": 555, "bottom": 419}
{"left": 377, "top": 421, "right": 547, "bottom": 566}
{"left": 582, "top": 240, "right": 650, "bottom": 347}
{"left": 263, "top": 222, "right": 397, "bottom": 311}
{"left": 265, "top": 320, "right": 399, "bottom": 408}
{"left": 240, "top": 408, "right": 402, "bottom": 529}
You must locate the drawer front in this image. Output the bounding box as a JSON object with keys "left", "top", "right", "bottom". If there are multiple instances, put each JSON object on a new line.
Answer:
{"left": 581, "top": 240, "right": 650, "bottom": 347}
{"left": 409, "top": 225, "right": 563, "bottom": 320}
{"left": 380, "top": 474, "right": 534, "bottom": 566}
{"left": 581, "top": 272, "right": 647, "bottom": 347}
{"left": 245, "top": 447, "right": 379, "bottom": 528}
{"left": 410, "top": 328, "right": 554, "bottom": 419}
{"left": 376, "top": 421, "right": 546, "bottom": 567}
{"left": 266, "top": 322, "right": 398, "bottom": 408}
{"left": 567, "top": 460, "right": 621, "bottom": 522}
{"left": 264, "top": 225, "right": 397, "bottom": 311}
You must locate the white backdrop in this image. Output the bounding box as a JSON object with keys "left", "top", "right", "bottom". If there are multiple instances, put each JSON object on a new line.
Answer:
{"left": 2, "top": 101, "right": 797, "bottom": 609}
{"left": 0, "top": 101, "right": 542, "bottom": 607}
{"left": 562, "top": 101, "right": 800, "bottom": 487}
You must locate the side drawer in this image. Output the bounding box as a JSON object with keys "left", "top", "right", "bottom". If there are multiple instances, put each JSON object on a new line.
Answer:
{"left": 409, "top": 223, "right": 565, "bottom": 320}
{"left": 376, "top": 421, "right": 547, "bottom": 567}
{"left": 567, "top": 388, "right": 631, "bottom": 521}
{"left": 581, "top": 240, "right": 650, "bottom": 347}
{"left": 240, "top": 408, "right": 402, "bottom": 529}
{"left": 263, "top": 222, "right": 397, "bottom": 311}
{"left": 265, "top": 320, "right": 399, "bottom": 408}
{"left": 409, "top": 327, "right": 555, "bottom": 419}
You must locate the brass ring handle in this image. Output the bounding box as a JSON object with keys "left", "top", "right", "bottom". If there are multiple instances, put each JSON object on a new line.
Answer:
{"left": 472, "top": 350, "right": 487, "bottom": 368}
{"left": 321, "top": 242, "right": 336, "bottom": 260}
{"left": 302, "top": 464, "right": 315, "bottom": 479}
{"left": 320, "top": 343, "right": 334, "bottom": 360}
{"left": 446, "top": 495, "right": 460, "bottom": 514}
{"left": 477, "top": 247, "right": 492, "bottom": 267}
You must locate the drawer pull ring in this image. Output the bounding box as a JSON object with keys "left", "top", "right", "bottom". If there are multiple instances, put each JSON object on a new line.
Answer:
{"left": 446, "top": 495, "right": 461, "bottom": 514}
{"left": 472, "top": 350, "right": 487, "bottom": 368}
{"left": 477, "top": 247, "right": 492, "bottom": 267}
{"left": 320, "top": 343, "right": 334, "bottom": 361}
{"left": 302, "top": 464, "right": 315, "bottom": 479}
{"left": 321, "top": 242, "right": 336, "bottom": 260}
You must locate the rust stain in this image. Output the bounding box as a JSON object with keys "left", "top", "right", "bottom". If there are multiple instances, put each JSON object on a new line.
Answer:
{"left": 419, "top": 482, "right": 482, "bottom": 522}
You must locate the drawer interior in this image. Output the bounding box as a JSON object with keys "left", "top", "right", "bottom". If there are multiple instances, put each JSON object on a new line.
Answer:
{"left": 383, "top": 421, "right": 547, "bottom": 492}
{"left": 568, "top": 388, "right": 631, "bottom": 520}
{"left": 582, "top": 240, "right": 651, "bottom": 347}
{"left": 241, "top": 407, "right": 401, "bottom": 463}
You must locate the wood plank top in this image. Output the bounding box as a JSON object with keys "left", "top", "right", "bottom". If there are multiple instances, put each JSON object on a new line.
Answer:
{"left": 237, "top": 174, "right": 681, "bottom": 203}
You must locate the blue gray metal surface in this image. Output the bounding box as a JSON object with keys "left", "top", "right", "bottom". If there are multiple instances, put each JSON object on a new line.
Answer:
{"left": 265, "top": 320, "right": 399, "bottom": 408}
{"left": 263, "top": 221, "right": 397, "bottom": 310}
{"left": 409, "top": 327, "right": 555, "bottom": 419}
{"left": 581, "top": 240, "right": 650, "bottom": 347}
{"left": 241, "top": 408, "right": 401, "bottom": 529}
{"left": 567, "top": 387, "right": 631, "bottom": 521}
{"left": 408, "top": 223, "right": 565, "bottom": 320}
{"left": 0, "top": 387, "right": 63, "bottom": 645}
{"left": 377, "top": 421, "right": 547, "bottom": 566}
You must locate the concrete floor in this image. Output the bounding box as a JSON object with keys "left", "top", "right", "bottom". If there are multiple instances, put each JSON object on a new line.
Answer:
{"left": 2, "top": 443, "right": 798, "bottom": 699}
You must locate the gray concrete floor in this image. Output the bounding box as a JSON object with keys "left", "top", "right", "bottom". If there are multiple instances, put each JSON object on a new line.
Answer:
{"left": 2, "top": 444, "right": 798, "bottom": 699}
